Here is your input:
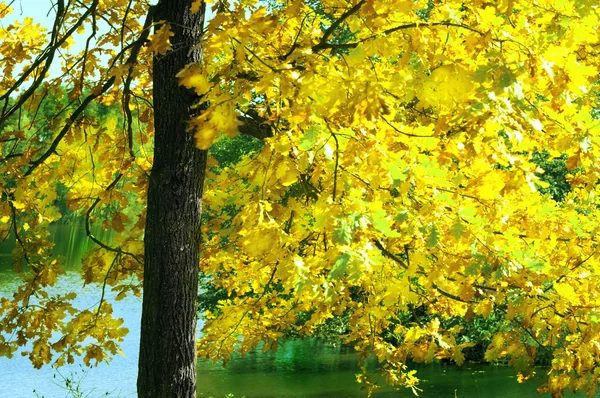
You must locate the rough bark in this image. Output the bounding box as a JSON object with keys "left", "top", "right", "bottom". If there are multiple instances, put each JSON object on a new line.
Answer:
{"left": 138, "top": 1, "right": 206, "bottom": 397}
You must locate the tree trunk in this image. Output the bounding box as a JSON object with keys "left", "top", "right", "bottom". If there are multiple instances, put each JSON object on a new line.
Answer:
{"left": 138, "top": 1, "right": 206, "bottom": 397}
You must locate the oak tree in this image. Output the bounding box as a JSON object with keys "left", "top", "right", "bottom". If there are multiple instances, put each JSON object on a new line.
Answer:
{"left": 1, "top": 1, "right": 600, "bottom": 397}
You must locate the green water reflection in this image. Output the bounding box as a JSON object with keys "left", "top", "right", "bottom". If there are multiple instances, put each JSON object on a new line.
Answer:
{"left": 196, "top": 340, "right": 549, "bottom": 398}
{"left": 0, "top": 223, "right": 113, "bottom": 272}
{"left": 0, "top": 225, "right": 590, "bottom": 397}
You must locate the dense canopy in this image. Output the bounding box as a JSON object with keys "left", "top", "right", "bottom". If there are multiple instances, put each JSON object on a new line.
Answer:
{"left": 1, "top": 0, "right": 600, "bottom": 396}
{"left": 196, "top": 1, "right": 600, "bottom": 395}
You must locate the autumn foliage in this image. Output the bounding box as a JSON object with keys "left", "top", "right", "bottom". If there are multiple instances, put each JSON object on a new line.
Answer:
{"left": 1, "top": 0, "right": 600, "bottom": 396}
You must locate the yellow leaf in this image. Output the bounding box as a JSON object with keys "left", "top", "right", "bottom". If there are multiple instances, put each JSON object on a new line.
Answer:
{"left": 346, "top": 47, "right": 364, "bottom": 66}
{"left": 554, "top": 282, "right": 578, "bottom": 305}
{"left": 411, "top": 251, "right": 428, "bottom": 269}
{"left": 0, "top": 3, "right": 13, "bottom": 18}
{"left": 181, "top": 74, "right": 211, "bottom": 96}
{"left": 565, "top": 152, "right": 580, "bottom": 170}
{"left": 12, "top": 201, "right": 26, "bottom": 210}
{"left": 475, "top": 172, "right": 505, "bottom": 200}
{"left": 194, "top": 127, "right": 218, "bottom": 149}
{"left": 417, "top": 136, "right": 439, "bottom": 150}
{"left": 419, "top": 65, "right": 473, "bottom": 110}
{"left": 176, "top": 64, "right": 211, "bottom": 95}
{"left": 404, "top": 327, "right": 424, "bottom": 344}
{"left": 278, "top": 164, "right": 300, "bottom": 186}
{"left": 452, "top": 346, "right": 466, "bottom": 366}
{"left": 474, "top": 299, "right": 494, "bottom": 318}
{"left": 478, "top": 6, "right": 504, "bottom": 27}
{"left": 209, "top": 106, "right": 241, "bottom": 137}
{"left": 191, "top": 0, "right": 203, "bottom": 13}
{"left": 146, "top": 23, "right": 173, "bottom": 55}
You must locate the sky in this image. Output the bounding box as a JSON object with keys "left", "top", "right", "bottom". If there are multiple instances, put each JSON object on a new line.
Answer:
{"left": 3, "top": 0, "right": 56, "bottom": 25}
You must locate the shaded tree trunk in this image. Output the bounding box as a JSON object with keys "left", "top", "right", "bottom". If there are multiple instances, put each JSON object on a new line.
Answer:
{"left": 138, "top": 1, "right": 206, "bottom": 396}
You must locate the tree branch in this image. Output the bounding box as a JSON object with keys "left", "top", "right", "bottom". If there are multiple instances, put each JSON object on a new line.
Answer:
{"left": 317, "top": 0, "right": 366, "bottom": 48}
{"left": 313, "top": 20, "right": 515, "bottom": 52}
{"left": 237, "top": 108, "right": 273, "bottom": 140}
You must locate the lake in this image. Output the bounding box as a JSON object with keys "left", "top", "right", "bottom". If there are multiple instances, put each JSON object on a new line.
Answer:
{"left": 0, "top": 225, "right": 586, "bottom": 397}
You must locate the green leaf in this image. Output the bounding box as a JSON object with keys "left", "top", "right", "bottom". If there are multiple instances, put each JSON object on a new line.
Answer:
{"left": 332, "top": 219, "right": 353, "bottom": 244}
{"left": 329, "top": 252, "right": 352, "bottom": 279}
{"left": 512, "top": 354, "right": 533, "bottom": 375}
{"left": 371, "top": 209, "right": 401, "bottom": 237}
{"left": 526, "top": 259, "right": 549, "bottom": 273}
{"left": 473, "top": 65, "right": 493, "bottom": 83}
{"left": 427, "top": 225, "right": 439, "bottom": 248}
{"left": 450, "top": 219, "right": 466, "bottom": 241}
{"left": 299, "top": 126, "right": 321, "bottom": 151}
{"left": 395, "top": 211, "right": 410, "bottom": 224}
{"left": 389, "top": 158, "right": 409, "bottom": 182}
{"left": 498, "top": 66, "right": 516, "bottom": 88}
